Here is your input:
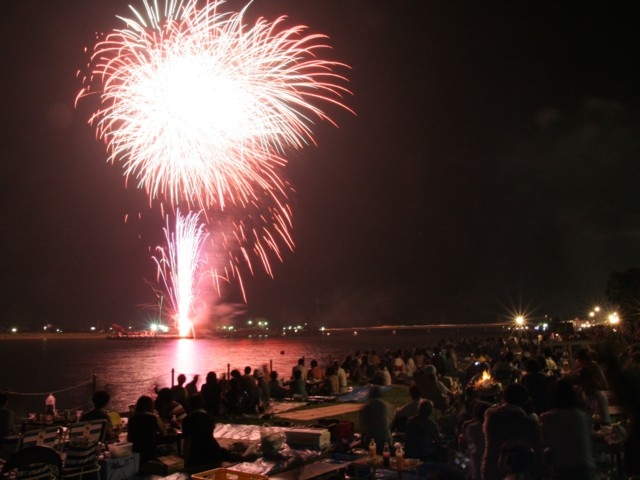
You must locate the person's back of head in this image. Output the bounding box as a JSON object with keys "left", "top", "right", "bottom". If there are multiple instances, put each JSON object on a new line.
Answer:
{"left": 187, "top": 393, "right": 206, "bottom": 412}
{"left": 244, "top": 366, "right": 252, "bottom": 375}
{"left": 92, "top": 390, "right": 110, "bottom": 409}
{"left": 419, "top": 399, "right": 434, "bottom": 418}
{"left": 549, "top": 379, "right": 579, "bottom": 409}
{"left": 206, "top": 371, "right": 217, "bottom": 383}
{"left": 576, "top": 348, "right": 590, "bottom": 362}
{"left": 409, "top": 384, "right": 421, "bottom": 400}
{"left": 157, "top": 387, "right": 173, "bottom": 403}
{"left": 230, "top": 369, "right": 241, "bottom": 379}
{"left": 297, "top": 358, "right": 305, "bottom": 366}
{"left": 503, "top": 383, "right": 530, "bottom": 409}
{"left": 525, "top": 358, "right": 541, "bottom": 374}
{"left": 369, "top": 386, "right": 382, "bottom": 399}
{"left": 177, "top": 374, "right": 186, "bottom": 385}
{"left": 135, "top": 395, "right": 154, "bottom": 414}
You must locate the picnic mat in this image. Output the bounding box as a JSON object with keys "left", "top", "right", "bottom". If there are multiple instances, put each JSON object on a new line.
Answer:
{"left": 266, "top": 401, "right": 308, "bottom": 415}
{"left": 275, "top": 402, "right": 363, "bottom": 421}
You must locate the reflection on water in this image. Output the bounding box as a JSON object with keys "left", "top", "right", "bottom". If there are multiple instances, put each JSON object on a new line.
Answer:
{"left": 0, "top": 330, "right": 478, "bottom": 415}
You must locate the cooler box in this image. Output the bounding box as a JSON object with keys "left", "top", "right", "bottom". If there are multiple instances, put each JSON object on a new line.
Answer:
{"left": 192, "top": 468, "right": 268, "bottom": 480}
{"left": 100, "top": 453, "right": 139, "bottom": 480}
{"left": 140, "top": 454, "right": 184, "bottom": 475}
{"left": 284, "top": 428, "right": 331, "bottom": 449}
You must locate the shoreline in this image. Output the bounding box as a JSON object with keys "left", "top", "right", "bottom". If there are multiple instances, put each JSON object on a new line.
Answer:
{"left": 0, "top": 332, "right": 106, "bottom": 341}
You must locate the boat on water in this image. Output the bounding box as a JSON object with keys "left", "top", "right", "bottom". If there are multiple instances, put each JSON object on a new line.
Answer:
{"left": 106, "top": 323, "right": 193, "bottom": 340}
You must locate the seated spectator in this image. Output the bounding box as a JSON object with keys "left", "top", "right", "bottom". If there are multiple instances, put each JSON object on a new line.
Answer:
{"left": 482, "top": 383, "right": 543, "bottom": 480}
{"left": 268, "top": 371, "right": 289, "bottom": 400}
{"left": 540, "top": 379, "right": 596, "bottom": 479}
{"left": 182, "top": 394, "right": 231, "bottom": 471}
{"left": 498, "top": 441, "right": 537, "bottom": 480}
{"left": 460, "top": 401, "right": 491, "bottom": 480}
{"left": 253, "top": 368, "right": 270, "bottom": 409}
{"left": 308, "top": 359, "right": 325, "bottom": 382}
{"left": 155, "top": 388, "right": 187, "bottom": 427}
{"left": 127, "top": 395, "right": 167, "bottom": 465}
{"left": 289, "top": 369, "right": 308, "bottom": 400}
{"left": 391, "top": 384, "right": 422, "bottom": 433}
{"left": 521, "top": 358, "right": 552, "bottom": 415}
{"left": 322, "top": 366, "right": 340, "bottom": 395}
{"left": 80, "top": 390, "right": 117, "bottom": 442}
{"left": 0, "top": 392, "right": 17, "bottom": 460}
{"left": 415, "top": 365, "right": 451, "bottom": 411}
{"left": 404, "top": 399, "right": 442, "bottom": 462}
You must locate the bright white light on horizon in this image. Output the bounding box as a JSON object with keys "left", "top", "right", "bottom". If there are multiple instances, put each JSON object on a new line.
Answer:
{"left": 608, "top": 312, "right": 620, "bottom": 325}
{"left": 515, "top": 316, "right": 525, "bottom": 326}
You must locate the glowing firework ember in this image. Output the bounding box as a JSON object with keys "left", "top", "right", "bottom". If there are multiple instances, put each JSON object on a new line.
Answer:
{"left": 153, "top": 210, "right": 209, "bottom": 338}
{"left": 79, "top": 0, "right": 352, "bottom": 210}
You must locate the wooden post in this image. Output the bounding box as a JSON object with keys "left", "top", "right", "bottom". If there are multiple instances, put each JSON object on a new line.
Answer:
{"left": 171, "top": 368, "right": 175, "bottom": 387}
{"left": 270, "top": 359, "right": 273, "bottom": 373}
{"left": 227, "top": 363, "right": 230, "bottom": 379}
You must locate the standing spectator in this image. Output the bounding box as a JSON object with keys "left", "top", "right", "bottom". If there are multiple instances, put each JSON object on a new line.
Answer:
{"left": 185, "top": 375, "right": 199, "bottom": 398}
{"left": 201, "top": 372, "right": 222, "bottom": 416}
{"left": 358, "top": 387, "right": 392, "bottom": 454}
{"left": 482, "top": 383, "right": 543, "bottom": 480}
{"left": 171, "top": 374, "right": 188, "bottom": 408}
{"left": 333, "top": 360, "right": 348, "bottom": 393}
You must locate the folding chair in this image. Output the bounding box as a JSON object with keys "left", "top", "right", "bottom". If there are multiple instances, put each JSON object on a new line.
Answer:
{"left": 61, "top": 421, "right": 105, "bottom": 480}
{"left": 0, "top": 445, "right": 62, "bottom": 480}
{"left": 19, "top": 427, "right": 62, "bottom": 452}
{"left": 65, "top": 421, "right": 106, "bottom": 445}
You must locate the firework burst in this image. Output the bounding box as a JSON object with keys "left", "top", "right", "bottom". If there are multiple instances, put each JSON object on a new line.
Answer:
{"left": 79, "top": 0, "right": 352, "bottom": 210}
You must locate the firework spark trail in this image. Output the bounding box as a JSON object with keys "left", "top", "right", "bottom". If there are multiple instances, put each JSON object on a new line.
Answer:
{"left": 153, "top": 210, "right": 209, "bottom": 338}
{"left": 80, "top": 0, "right": 352, "bottom": 210}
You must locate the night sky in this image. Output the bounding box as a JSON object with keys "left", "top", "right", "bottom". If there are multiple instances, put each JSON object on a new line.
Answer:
{"left": 2, "top": 1, "right": 640, "bottom": 330}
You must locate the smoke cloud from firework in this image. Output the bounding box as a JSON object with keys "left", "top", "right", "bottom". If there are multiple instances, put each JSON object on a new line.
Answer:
{"left": 79, "top": 0, "right": 351, "bottom": 335}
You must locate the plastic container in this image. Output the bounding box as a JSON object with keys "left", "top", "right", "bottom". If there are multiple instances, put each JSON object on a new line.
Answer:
{"left": 191, "top": 468, "right": 268, "bottom": 480}
{"left": 107, "top": 442, "right": 133, "bottom": 458}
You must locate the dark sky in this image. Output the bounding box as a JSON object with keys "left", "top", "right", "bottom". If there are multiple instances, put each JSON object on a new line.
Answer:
{"left": 2, "top": 0, "right": 640, "bottom": 330}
